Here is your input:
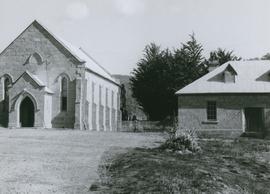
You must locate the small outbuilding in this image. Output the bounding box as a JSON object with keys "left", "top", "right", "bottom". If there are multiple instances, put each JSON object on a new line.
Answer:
{"left": 176, "top": 60, "right": 270, "bottom": 136}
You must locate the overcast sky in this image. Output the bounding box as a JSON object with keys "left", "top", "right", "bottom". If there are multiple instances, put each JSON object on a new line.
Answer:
{"left": 0, "top": 0, "right": 270, "bottom": 75}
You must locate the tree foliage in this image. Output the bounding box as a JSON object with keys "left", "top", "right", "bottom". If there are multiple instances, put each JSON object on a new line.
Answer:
{"left": 130, "top": 35, "right": 242, "bottom": 121}
{"left": 205, "top": 48, "right": 241, "bottom": 67}
{"left": 130, "top": 34, "right": 207, "bottom": 121}
{"left": 120, "top": 84, "right": 128, "bottom": 121}
{"left": 173, "top": 34, "right": 206, "bottom": 86}
{"left": 261, "top": 53, "right": 270, "bottom": 60}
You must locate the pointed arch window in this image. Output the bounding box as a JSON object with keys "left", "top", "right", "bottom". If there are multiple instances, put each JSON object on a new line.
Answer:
{"left": 61, "top": 77, "right": 68, "bottom": 112}
{"left": 25, "top": 52, "right": 43, "bottom": 65}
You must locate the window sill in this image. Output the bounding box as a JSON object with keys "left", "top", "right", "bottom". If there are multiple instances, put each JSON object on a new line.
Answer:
{"left": 202, "top": 120, "right": 218, "bottom": 124}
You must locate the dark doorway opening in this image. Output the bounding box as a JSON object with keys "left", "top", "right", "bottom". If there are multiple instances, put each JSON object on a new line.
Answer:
{"left": 20, "top": 97, "right": 35, "bottom": 127}
{"left": 1, "top": 76, "right": 12, "bottom": 127}
{"left": 244, "top": 107, "right": 263, "bottom": 132}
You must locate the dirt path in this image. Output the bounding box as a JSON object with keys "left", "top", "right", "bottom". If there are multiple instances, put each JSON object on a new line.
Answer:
{"left": 0, "top": 128, "right": 164, "bottom": 193}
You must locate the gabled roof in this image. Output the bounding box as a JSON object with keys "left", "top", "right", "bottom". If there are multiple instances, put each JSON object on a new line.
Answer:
{"left": 14, "top": 71, "right": 54, "bottom": 94}
{"left": 224, "top": 64, "right": 237, "bottom": 75}
{"left": 0, "top": 20, "right": 119, "bottom": 86}
{"left": 176, "top": 60, "right": 270, "bottom": 95}
{"left": 32, "top": 20, "right": 118, "bottom": 85}
{"left": 15, "top": 70, "right": 45, "bottom": 87}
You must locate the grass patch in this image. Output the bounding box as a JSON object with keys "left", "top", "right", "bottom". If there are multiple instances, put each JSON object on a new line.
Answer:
{"left": 93, "top": 138, "right": 270, "bottom": 193}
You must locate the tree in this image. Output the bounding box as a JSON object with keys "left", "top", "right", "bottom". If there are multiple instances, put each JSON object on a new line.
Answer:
{"left": 206, "top": 48, "right": 241, "bottom": 68}
{"left": 173, "top": 34, "right": 207, "bottom": 87}
{"left": 120, "top": 84, "right": 128, "bottom": 121}
{"left": 130, "top": 43, "right": 172, "bottom": 120}
{"left": 247, "top": 53, "right": 270, "bottom": 61}
{"left": 261, "top": 53, "right": 270, "bottom": 60}
{"left": 130, "top": 34, "right": 206, "bottom": 121}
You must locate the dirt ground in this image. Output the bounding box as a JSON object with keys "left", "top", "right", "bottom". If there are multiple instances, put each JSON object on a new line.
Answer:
{"left": 0, "top": 128, "right": 164, "bottom": 194}
{"left": 95, "top": 138, "right": 270, "bottom": 194}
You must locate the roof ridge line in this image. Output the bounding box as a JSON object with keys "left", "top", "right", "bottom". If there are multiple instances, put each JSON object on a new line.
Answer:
{"left": 0, "top": 21, "right": 35, "bottom": 57}
{"left": 79, "top": 48, "right": 112, "bottom": 77}
{"left": 32, "top": 20, "right": 85, "bottom": 63}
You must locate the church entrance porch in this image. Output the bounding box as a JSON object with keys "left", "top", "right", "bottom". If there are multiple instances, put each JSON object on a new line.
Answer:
{"left": 20, "top": 97, "right": 35, "bottom": 127}
{"left": 7, "top": 70, "right": 54, "bottom": 128}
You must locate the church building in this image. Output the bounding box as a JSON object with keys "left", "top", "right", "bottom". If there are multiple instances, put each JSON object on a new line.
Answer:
{"left": 0, "top": 20, "right": 121, "bottom": 130}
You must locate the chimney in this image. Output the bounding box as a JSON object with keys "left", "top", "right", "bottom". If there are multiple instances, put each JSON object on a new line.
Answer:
{"left": 208, "top": 60, "right": 219, "bottom": 72}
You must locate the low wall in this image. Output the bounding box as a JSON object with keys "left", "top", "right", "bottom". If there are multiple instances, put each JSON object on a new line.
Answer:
{"left": 195, "top": 129, "right": 243, "bottom": 139}
{"left": 120, "top": 121, "right": 243, "bottom": 139}
{"left": 120, "top": 121, "right": 172, "bottom": 132}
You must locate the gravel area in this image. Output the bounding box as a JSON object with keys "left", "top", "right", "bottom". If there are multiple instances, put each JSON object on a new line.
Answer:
{"left": 0, "top": 128, "right": 164, "bottom": 193}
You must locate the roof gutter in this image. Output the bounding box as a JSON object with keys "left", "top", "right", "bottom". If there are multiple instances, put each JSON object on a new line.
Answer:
{"left": 85, "top": 68, "right": 121, "bottom": 87}
{"left": 176, "top": 92, "right": 270, "bottom": 96}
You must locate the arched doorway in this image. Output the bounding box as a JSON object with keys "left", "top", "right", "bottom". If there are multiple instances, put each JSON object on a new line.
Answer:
{"left": 20, "top": 97, "right": 35, "bottom": 127}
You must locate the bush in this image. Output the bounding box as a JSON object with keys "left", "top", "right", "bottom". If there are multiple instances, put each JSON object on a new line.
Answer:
{"left": 161, "top": 129, "right": 201, "bottom": 153}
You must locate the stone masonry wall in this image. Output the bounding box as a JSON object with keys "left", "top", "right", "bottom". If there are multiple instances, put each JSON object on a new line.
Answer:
{"left": 85, "top": 71, "right": 120, "bottom": 131}
{"left": 0, "top": 21, "right": 120, "bottom": 130}
{"left": 0, "top": 22, "right": 80, "bottom": 128}
{"left": 178, "top": 94, "right": 270, "bottom": 133}
{"left": 8, "top": 74, "right": 45, "bottom": 128}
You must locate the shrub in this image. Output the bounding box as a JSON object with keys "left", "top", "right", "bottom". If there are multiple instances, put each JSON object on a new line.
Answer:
{"left": 161, "top": 128, "right": 201, "bottom": 153}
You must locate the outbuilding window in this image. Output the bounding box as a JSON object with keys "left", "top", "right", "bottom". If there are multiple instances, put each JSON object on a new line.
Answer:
{"left": 61, "top": 77, "right": 68, "bottom": 112}
{"left": 207, "top": 101, "right": 217, "bottom": 120}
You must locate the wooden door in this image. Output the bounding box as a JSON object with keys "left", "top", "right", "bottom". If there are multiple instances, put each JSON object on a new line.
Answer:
{"left": 244, "top": 108, "right": 263, "bottom": 132}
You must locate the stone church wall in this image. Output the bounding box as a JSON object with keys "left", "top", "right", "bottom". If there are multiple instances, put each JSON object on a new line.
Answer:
{"left": 0, "top": 21, "right": 121, "bottom": 130}
{"left": 8, "top": 75, "right": 45, "bottom": 128}
{"left": 85, "top": 71, "right": 120, "bottom": 131}
{"left": 0, "top": 22, "right": 79, "bottom": 128}
{"left": 44, "top": 94, "right": 52, "bottom": 128}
